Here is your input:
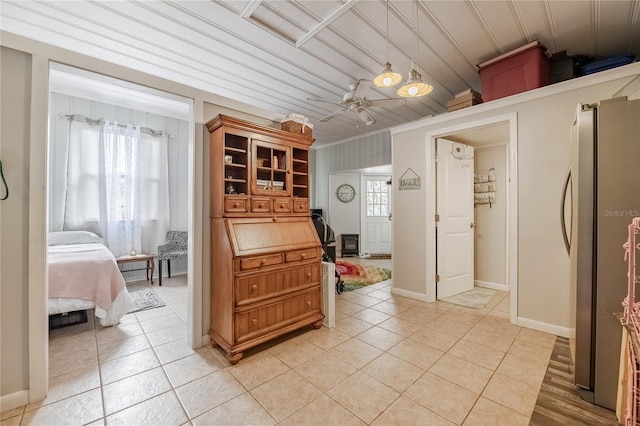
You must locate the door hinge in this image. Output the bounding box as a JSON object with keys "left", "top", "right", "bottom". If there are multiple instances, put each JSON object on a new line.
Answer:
{"left": 435, "top": 214, "right": 440, "bottom": 222}
{"left": 435, "top": 274, "right": 440, "bottom": 282}
{"left": 434, "top": 154, "right": 439, "bottom": 162}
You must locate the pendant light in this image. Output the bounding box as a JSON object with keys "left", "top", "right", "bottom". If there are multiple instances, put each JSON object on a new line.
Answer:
{"left": 397, "top": 0, "right": 432, "bottom": 97}
{"left": 373, "top": 0, "right": 402, "bottom": 88}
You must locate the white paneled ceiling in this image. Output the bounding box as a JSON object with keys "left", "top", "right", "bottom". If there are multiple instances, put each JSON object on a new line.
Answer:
{"left": 2, "top": 0, "right": 638, "bottom": 146}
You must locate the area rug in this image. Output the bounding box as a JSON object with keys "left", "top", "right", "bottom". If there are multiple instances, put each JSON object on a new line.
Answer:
{"left": 441, "top": 287, "right": 495, "bottom": 309}
{"left": 335, "top": 260, "right": 392, "bottom": 291}
{"left": 127, "top": 285, "right": 165, "bottom": 313}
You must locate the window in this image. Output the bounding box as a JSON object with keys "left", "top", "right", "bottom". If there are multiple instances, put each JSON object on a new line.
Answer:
{"left": 366, "top": 179, "right": 389, "bottom": 217}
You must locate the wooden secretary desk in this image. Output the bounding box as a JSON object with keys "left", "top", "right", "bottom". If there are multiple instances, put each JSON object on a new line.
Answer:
{"left": 206, "top": 114, "right": 324, "bottom": 364}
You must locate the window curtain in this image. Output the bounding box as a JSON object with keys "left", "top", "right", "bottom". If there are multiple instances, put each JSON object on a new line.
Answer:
{"left": 63, "top": 119, "right": 170, "bottom": 257}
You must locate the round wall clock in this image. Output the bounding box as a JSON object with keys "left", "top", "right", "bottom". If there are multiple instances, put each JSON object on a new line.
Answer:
{"left": 336, "top": 183, "right": 356, "bottom": 203}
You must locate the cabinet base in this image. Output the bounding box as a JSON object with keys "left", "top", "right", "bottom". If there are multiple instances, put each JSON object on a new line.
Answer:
{"left": 226, "top": 352, "right": 244, "bottom": 364}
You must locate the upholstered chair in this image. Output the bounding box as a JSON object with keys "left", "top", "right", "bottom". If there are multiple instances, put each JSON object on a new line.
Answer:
{"left": 157, "top": 231, "right": 187, "bottom": 286}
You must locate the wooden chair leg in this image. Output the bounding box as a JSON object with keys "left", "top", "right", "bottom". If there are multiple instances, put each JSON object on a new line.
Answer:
{"left": 158, "top": 260, "right": 163, "bottom": 286}
{"left": 168, "top": 259, "right": 171, "bottom": 278}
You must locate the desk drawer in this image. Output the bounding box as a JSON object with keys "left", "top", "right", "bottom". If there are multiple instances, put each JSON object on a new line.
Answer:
{"left": 239, "top": 254, "right": 282, "bottom": 271}
{"left": 273, "top": 198, "right": 291, "bottom": 213}
{"left": 251, "top": 197, "right": 271, "bottom": 213}
{"left": 293, "top": 198, "right": 309, "bottom": 213}
{"left": 285, "top": 248, "right": 319, "bottom": 263}
{"left": 224, "top": 196, "right": 248, "bottom": 213}
{"left": 235, "top": 290, "right": 321, "bottom": 343}
{"left": 235, "top": 263, "right": 320, "bottom": 305}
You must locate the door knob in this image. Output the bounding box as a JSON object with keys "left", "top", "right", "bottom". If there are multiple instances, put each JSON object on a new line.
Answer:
{"left": 470, "top": 222, "right": 476, "bottom": 228}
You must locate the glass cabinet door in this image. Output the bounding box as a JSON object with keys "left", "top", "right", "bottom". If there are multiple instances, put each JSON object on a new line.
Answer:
{"left": 251, "top": 140, "right": 290, "bottom": 196}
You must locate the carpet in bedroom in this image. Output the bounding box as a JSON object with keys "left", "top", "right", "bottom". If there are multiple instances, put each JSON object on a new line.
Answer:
{"left": 127, "top": 284, "right": 165, "bottom": 313}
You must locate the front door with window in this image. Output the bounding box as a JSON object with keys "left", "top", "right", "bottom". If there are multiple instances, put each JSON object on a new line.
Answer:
{"left": 361, "top": 175, "right": 392, "bottom": 255}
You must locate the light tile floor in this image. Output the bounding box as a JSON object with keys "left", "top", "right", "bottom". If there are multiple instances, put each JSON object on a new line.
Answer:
{"left": 2, "top": 259, "right": 558, "bottom": 425}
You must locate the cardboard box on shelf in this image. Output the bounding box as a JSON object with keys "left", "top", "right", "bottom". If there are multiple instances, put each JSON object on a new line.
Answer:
{"left": 447, "top": 90, "right": 483, "bottom": 112}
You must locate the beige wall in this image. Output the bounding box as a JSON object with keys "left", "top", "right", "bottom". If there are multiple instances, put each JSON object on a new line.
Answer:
{"left": 474, "top": 145, "right": 507, "bottom": 287}
{"left": 392, "top": 66, "right": 640, "bottom": 332}
{"left": 0, "top": 46, "right": 32, "bottom": 397}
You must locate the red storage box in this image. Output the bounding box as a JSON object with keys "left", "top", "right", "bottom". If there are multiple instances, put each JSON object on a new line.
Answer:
{"left": 478, "top": 41, "right": 550, "bottom": 101}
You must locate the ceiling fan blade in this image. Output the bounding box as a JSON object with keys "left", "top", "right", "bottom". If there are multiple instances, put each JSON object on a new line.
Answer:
{"left": 307, "top": 96, "right": 340, "bottom": 104}
{"left": 357, "top": 109, "right": 376, "bottom": 126}
{"left": 320, "top": 108, "right": 348, "bottom": 122}
{"left": 352, "top": 79, "right": 372, "bottom": 99}
{"left": 366, "top": 98, "right": 407, "bottom": 108}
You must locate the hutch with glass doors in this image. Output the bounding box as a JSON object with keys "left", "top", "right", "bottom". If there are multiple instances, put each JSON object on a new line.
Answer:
{"left": 206, "top": 114, "right": 323, "bottom": 363}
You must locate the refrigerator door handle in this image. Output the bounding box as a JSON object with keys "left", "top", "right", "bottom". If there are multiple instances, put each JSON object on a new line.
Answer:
{"left": 561, "top": 167, "right": 572, "bottom": 254}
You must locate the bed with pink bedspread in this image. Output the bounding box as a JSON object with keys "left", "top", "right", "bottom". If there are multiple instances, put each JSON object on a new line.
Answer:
{"left": 48, "top": 231, "right": 133, "bottom": 326}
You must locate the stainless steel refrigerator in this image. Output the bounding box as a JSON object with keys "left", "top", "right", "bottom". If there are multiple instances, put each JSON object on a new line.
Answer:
{"left": 561, "top": 97, "right": 640, "bottom": 410}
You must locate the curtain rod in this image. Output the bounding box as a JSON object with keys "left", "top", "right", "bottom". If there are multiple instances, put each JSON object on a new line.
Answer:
{"left": 60, "top": 113, "right": 175, "bottom": 138}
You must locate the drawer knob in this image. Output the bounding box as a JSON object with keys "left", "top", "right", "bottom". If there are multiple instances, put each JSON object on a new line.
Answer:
{"left": 306, "top": 272, "right": 311, "bottom": 279}
{"left": 306, "top": 301, "right": 311, "bottom": 306}
{"left": 233, "top": 203, "right": 239, "bottom": 208}
{"left": 259, "top": 203, "right": 264, "bottom": 208}
{"left": 287, "top": 169, "right": 291, "bottom": 174}
{"left": 272, "top": 217, "right": 277, "bottom": 222}
{"left": 280, "top": 203, "right": 284, "bottom": 208}
{"left": 252, "top": 318, "right": 257, "bottom": 324}
{"left": 251, "top": 284, "right": 258, "bottom": 291}
{"left": 301, "top": 253, "right": 306, "bottom": 259}
{"left": 260, "top": 259, "right": 266, "bottom": 266}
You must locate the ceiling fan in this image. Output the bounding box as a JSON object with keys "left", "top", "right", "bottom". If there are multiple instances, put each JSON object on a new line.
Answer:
{"left": 307, "top": 79, "right": 407, "bottom": 126}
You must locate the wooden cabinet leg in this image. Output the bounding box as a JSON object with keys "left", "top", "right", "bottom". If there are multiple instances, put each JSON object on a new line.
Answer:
{"left": 226, "top": 352, "right": 243, "bottom": 364}
{"left": 312, "top": 320, "right": 323, "bottom": 329}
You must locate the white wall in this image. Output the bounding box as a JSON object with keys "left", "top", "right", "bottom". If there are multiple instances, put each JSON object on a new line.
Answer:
{"left": 48, "top": 93, "right": 190, "bottom": 279}
{"left": 474, "top": 145, "right": 507, "bottom": 288}
{"left": 392, "top": 63, "right": 640, "bottom": 335}
{"left": 328, "top": 173, "right": 361, "bottom": 256}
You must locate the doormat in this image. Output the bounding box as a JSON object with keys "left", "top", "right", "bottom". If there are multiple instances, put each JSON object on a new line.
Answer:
{"left": 335, "top": 260, "right": 392, "bottom": 291}
{"left": 127, "top": 285, "right": 165, "bottom": 313}
{"left": 441, "top": 287, "right": 495, "bottom": 309}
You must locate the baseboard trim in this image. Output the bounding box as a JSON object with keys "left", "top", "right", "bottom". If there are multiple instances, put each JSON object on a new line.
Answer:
{"left": 390, "top": 287, "right": 431, "bottom": 302}
{"left": 475, "top": 280, "right": 509, "bottom": 292}
{"left": 1, "top": 390, "right": 29, "bottom": 413}
{"left": 517, "top": 316, "right": 575, "bottom": 338}
{"left": 201, "top": 334, "right": 210, "bottom": 347}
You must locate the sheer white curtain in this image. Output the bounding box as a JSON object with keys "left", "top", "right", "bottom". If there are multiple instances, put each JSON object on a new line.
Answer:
{"left": 63, "top": 119, "right": 170, "bottom": 257}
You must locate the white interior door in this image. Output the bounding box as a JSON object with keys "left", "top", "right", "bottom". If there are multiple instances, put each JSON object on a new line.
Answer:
{"left": 361, "top": 175, "right": 392, "bottom": 255}
{"left": 436, "top": 138, "right": 475, "bottom": 299}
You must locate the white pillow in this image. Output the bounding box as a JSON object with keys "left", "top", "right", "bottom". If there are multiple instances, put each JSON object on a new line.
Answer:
{"left": 48, "top": 231, "right": 104, "bottom": 246}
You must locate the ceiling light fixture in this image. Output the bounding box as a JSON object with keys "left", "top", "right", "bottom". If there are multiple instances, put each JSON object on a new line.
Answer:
{"left": 374, "top": 0, "right": 402, "bottom": 88}
{"left": 397, "top": 0, "right": 432, "bottom": 98}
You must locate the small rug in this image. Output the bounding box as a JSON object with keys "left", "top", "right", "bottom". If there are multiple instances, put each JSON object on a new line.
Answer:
{"left": 127, "top": 285, "right": 165, "bottom": 313}
{"left": 335, "top": 260, "right": 392, "bottom": 291}
{"left": 441, "top": 287, "right": 495, "bottom": 309}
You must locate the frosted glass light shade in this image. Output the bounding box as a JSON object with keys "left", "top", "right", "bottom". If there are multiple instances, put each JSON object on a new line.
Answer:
{"left": 373, "top": 62, "right": 403, "bottom": 87}
{"left": 397, "top": 69, "right": 433, "bottom": 97}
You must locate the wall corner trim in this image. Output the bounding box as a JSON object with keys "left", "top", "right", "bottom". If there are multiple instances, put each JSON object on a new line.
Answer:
{"left": 517, "top": 316, "right": 575, "bottom": 338}
{"left": 0, "top": 390, "right": 29, "bottom": 413}
{"left": 390, "top": 286, "right": 432, "bottom": 302}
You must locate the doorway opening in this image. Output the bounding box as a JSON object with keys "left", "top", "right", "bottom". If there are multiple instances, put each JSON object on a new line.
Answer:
{"left": 38, "top": 62, "right": 198, "bottom": 396}
{"left": 426, "top": 114, "right": 518, "bottom": 324}
{"left": 328, "top": 165, "right": 393, "bottom": 261}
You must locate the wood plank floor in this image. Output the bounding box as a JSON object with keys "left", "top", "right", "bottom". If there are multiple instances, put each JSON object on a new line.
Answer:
{"left": 530, "top": 336, "right": 619, "bottom": 425}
